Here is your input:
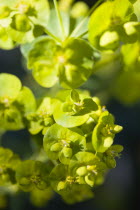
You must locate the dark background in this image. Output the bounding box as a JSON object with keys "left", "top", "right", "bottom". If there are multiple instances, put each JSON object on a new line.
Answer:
{"left": 0, "top": 0, "right": 140, "bottom": 209}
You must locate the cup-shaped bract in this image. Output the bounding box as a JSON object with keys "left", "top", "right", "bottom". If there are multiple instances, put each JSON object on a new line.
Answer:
{"left": 53, "top": 91, "right": 98, "bottom": 128}
{"left": 0, "top": 73, "right": 36, "bottom": 130}
{"left": 27, "top": 97, "right": 55, "bottom": 135}
{"left": 0, "top": 73, "right": 21, "bottom": 102}
{"left": 49, "top": 164, "right": 68, "bottom": 193}
{"left": 103, "top": 144, "right": 123, "bottom": 168}
{"left": 26, "top": 36, "right": 95, "bottom": 89}
{"left": 0, "top": 147, "right": 21, "bottom": 186}
{"left": 89, "top": 0, "right": 135, "bottom": 50}
{"left": 43, "top": 123, "right": 86, "bottom": 164}
{"left": 92, "top": 111, "right": 123, "bottom": 153}
{"left": 69, "top": 151, "right": 107, "bottom": 187}
{"left": 16, "top": 160, "right": 50, "bottom": 192}
{"left": 60, "top": 184, "right": 94, "bottom": 204}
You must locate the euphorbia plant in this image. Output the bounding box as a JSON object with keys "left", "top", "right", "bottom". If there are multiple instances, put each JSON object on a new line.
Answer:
{"left": 0, "top": 0, "right": 139, "bottom": 207}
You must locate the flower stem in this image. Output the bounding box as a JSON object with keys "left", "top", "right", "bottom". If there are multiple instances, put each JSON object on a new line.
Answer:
{"left": 70, "top": 0, "right": 105, "bottom": 38}
{"left": 53, "top": 0, "right": 66, "bottom": 40}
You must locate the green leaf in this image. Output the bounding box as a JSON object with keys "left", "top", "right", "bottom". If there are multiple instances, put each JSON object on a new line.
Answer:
{"left": 31, "top": 0, "right": 50, "bottom": 27}
{"left": 134, "top": 0, "right": 140, "bottom": 21}
{"left": 46, "top": 9, "right": 69, "bottom": 40}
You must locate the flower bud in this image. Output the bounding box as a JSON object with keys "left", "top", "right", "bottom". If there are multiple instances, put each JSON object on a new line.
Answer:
{"left": 76, "top": 166, "right": 87, "bottom": 176}
{"left": 57, "top": 181, "right": 66, "bottom": 191}
{"left": 113, "top": 125, "right": 123, "bottom": 133}
{"left": 12, "top": 14, "right": 31, "bottom": 32}
{"left": 99, "top": 31, "right": 119, "bottom": 49}
{"left": 124, "top": 22, "right": 140, "bottom": 36}
{"left": 103, "top": 136, "right": 113, "bottom": 148}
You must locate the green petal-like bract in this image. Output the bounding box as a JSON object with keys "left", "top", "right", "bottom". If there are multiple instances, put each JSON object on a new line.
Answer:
{"left": 0, "top": 73, "right": 21, "bottom": 102}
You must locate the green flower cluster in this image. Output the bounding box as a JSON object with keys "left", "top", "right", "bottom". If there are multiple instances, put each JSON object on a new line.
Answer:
{"left": 0, "top": 74, "right": 123, "bottom": 204}
{"left": 88, "top": 0, "right": 140, "bottom": 105}
{"left": 0, "top": 73, "right": 36, "bottom": 130}
{"left": 0, "top": 0, "right": 127, "bottom": 206}
{"left": 89, "top": 0, "right": 139, "bottom": 50}
{"left": 0, "top": 0, "right": 49, "bottom": 49}
{"left": 25, "top": 36, "right": 96, "bottom": 89}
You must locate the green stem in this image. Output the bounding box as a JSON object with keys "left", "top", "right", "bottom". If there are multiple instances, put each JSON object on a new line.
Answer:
{"left": 70, "top": 0, "right": 105, "bottom": 38}
{"left": 93, "top": 52, "right": 121, "bottom": 74}
{"left": 77, "top": 30, "right": 88, "bottom": 38}
{"left": 53, "top": 0, "right": 66, "bottom": 40}
{"left": 44, "top": 28, "right": 62, "bottom": 43}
